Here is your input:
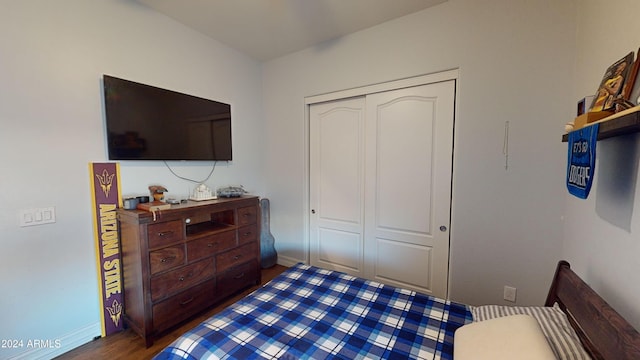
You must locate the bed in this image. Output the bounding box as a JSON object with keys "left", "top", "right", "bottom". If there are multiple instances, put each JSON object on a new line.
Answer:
{"left": 154, "top": 260, "right": 640, "bottom": 360}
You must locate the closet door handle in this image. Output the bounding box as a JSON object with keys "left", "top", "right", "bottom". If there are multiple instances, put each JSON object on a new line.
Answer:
{"left": 439, "top": 226, "right": 447, "bottom": 232}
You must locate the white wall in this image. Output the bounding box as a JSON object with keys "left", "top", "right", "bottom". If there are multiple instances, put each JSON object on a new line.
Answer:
{"left": 0, "top": 1, "right": 263, "bottom": 358}
{"left": 563, "top": 0, "right": 640, "bottom": 330}
{"left": 262, "top": 0, "right": 577, "bottom": 307}
{"left": 6, "top": 0, "right": 638, "bottom": 357}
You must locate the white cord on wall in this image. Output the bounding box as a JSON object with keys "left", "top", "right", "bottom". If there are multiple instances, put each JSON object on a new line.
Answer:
{"left": 503, "top": 121, "right": 509, "bottom": 170}
{"left": 163, "top": 160, "right": 218, "bottom": 183}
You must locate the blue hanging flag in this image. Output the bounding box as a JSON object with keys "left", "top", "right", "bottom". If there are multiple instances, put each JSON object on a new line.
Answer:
{"left": 566, "top": 124, "right": 599, "bottom": 199}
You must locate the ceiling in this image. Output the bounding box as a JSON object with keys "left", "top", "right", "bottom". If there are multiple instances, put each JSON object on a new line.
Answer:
{"left": 137, "top": 0, "right": 447, "bottom": 61}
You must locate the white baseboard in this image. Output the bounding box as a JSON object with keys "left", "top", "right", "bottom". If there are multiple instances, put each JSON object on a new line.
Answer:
{"left": 277, "top": 255, "right": 305, "bottom": 268}
{"left": 8, "top": 322, "right": 101, "bottom": 360}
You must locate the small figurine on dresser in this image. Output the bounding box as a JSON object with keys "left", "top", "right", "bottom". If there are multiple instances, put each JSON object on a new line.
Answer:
{"left": 149, "top": 185, "right": 167, "bottom": 202}
{"left": 190, "top": 183, "right": 216, "bottom": 201}
{"left": 217, "top": 185, "right": 246, "bottom": 198}
{"left": 137, "top": 185, "right": 170, "bottom": 220}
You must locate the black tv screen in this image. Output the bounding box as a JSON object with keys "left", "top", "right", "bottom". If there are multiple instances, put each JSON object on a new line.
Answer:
{"left": 103, "top": 75, "right": 232, "bottom": 161}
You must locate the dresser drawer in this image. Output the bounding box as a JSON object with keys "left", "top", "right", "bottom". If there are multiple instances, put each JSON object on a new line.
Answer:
{"left": 152, "top": 279, "right": 216, "bottom": 332}
{"left": 237, "top": 224, "right": 258, "bottom": 245}
{"left": 217, "top": 260, "right": 259, "bottom": 295}
{"left": 237, "top": 206, "right": 257, "bottom": 226}
{"left": 216, "top": 243, "right": 258, "bottom": 273}
{"left": 148, "top": 220, "right": 183, "bottom": 249}
{"left": 149, "top": 245, "right": 186, "bottom": 275}
{"left": 150, "top": 259, "right": 214, "bottom": 301}
{"left": 187, "top": 230, "right": 236, "bottom": 262}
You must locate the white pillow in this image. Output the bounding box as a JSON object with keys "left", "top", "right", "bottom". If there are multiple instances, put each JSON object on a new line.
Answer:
{"left": 455, "top": 314, "right": 556, "bottom": 360}
{"left": 472, "top": 304, "right": 592, "bottom": 360}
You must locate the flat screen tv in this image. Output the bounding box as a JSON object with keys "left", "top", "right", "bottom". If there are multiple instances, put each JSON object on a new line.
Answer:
{"left": 103, "top": 75, "right": 232, "bottom": 161}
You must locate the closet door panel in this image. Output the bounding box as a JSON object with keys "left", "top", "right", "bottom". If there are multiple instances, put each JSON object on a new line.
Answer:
{"left": 375, "top": 96, "right": 434, "bottom": 236}
{"left": 375, "top": 238, "right": 433, "bottom": 290}
{"left": 309, "top": 97, "right": 366, "bottom": 275}
{"left": 365, "top": 81, "right": 455, "bottom": 298}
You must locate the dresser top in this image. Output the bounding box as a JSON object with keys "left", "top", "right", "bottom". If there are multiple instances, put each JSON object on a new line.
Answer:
{"left": 117, "top": 195, "right": 259, "bottom": 224}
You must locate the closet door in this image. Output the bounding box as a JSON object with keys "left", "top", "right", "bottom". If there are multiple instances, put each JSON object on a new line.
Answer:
{"left": 309, "top": 97, "right": 366, "bottom": 276}
{"left": 309, "top": 80, "right": 455, "bottom": 299}
{"left": 364, "top": 81, "right": 455, "bottom": 297}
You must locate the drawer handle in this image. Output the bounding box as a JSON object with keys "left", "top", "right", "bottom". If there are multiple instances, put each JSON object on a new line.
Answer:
{"left": 207, "top": 242, "right": 216, "bottom": 248}
{"left": 180, "top": 297, "right": 195, "bottom": 306}
{"left": 243, "top": 213, "right": 251, "bottom": 217}
{"left": 234, "top": 272, "right": 246, "bottom": 279}
{"left": 242, "top": 232, "right": 252, "bottom": 237}
{"left": 179, "top": 272, "right": 193, "bottom": 282}
{"left": 158, "top": 231, "right": 174, "bottom": 237}
{"left": 161, "top": 256, "right": 176, "bottom": 263}
{"left": 233, "top": 255, "right": 242, "bottom": 261}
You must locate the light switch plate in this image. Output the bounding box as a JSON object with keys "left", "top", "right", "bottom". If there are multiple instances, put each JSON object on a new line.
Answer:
{"left": 19, "top": 207, "right": 56, "bottom": 227}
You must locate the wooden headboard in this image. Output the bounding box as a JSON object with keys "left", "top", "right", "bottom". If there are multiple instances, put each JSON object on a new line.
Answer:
{"left": 544, "top": 260, "right": 640, "bottom": 360}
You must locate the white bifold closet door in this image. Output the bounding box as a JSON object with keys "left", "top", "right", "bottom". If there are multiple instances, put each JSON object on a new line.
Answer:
{"left": 309, "top": 80, "right": 455, "bottom": 298}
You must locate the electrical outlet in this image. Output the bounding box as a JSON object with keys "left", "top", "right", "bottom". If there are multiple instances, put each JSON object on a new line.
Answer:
{"left": 503, "top": 286, "right": 517, "bottom": 302}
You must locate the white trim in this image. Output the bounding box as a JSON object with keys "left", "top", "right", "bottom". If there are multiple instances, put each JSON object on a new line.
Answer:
{"left": 277, "top": 254, "right": 303, "bottom": 267}
{"left": 301, "top": 97, "right": 310, "bottom": 265}
{"left": 305, "top": 69, "right": 459, "bottom": 105}
{"left": 8, "top": 322, "right": 101, "bottom": 360}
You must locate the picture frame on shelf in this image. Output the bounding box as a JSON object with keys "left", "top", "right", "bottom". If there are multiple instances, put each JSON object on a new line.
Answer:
{"left": 622, "top": 48, "right": 640, "bottom": 101}
{"left": 589, "top": 51, "right": 634, "bottom": 112}
{"left": 628, "top": 49, "right": 640, "bottom": 106}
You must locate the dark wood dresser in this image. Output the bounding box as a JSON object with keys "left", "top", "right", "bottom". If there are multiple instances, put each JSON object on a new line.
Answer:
{"left": 117, "top": 196, "right": 261, "bottom": 347}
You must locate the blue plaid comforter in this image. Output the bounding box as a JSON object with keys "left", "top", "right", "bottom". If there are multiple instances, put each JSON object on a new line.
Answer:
{"left": 154, "top": 264, "right": 472, "bottom": 360}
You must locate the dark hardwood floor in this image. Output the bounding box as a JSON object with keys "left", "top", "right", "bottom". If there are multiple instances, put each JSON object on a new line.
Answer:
{"left": 55, "top": 264, "right": 288, "bottom": 360}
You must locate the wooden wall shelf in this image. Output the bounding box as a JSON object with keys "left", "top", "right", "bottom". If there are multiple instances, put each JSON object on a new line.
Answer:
{"left": 562, "top": 108, "right": 640, "bottom": 142}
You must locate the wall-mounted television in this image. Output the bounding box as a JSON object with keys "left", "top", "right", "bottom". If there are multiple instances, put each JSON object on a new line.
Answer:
{"left": 103, "top": 75, "right": 232, "bottom": 161}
